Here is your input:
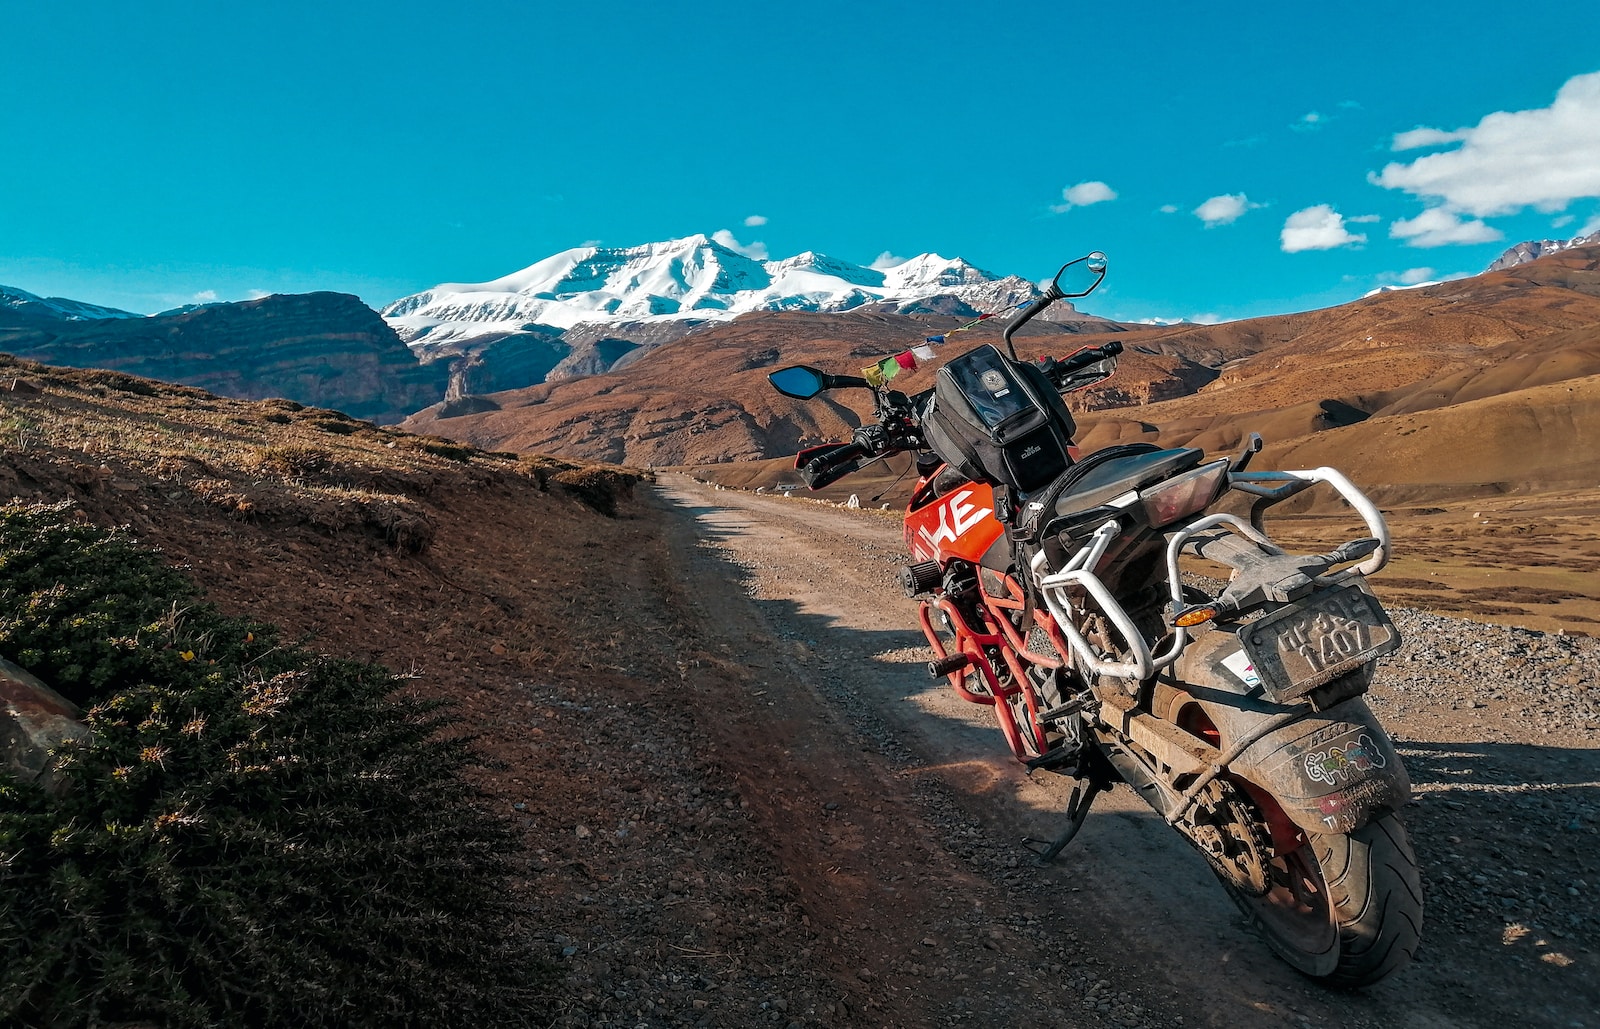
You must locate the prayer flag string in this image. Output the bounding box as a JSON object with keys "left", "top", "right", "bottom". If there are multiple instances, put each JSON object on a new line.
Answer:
{"left": 858, "top": 299, "right": 1028, "bottom": 383}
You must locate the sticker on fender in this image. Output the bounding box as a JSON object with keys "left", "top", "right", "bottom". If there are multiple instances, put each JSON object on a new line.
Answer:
{"left": 1221, "top": 650, "right": 1262, "bottom": 688}
{"left": 1304, "top": 730, "right": 1387, "bottom": 785}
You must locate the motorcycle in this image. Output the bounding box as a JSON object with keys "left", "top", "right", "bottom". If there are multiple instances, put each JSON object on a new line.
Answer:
{"left": 766, "top": 253, "right": 1422, "bottom": 987}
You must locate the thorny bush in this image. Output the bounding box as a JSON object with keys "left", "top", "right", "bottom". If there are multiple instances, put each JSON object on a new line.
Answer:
{"left": 0, "top": 503, "right": 553, "bottom": 1028}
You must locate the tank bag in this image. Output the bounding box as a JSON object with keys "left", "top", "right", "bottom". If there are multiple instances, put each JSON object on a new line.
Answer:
{"left": 924, "top": 343, "right": 1077, "bottom": 494}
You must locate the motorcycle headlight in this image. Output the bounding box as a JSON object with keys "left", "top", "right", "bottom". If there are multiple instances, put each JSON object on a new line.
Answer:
{"left": 1138, "top": 459, "right": 1230, "bottom": 528}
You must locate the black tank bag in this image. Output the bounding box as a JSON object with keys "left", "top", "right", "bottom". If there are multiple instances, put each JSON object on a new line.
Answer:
{"left": 923, "top": 343, "right": 1077, "bottom": 495}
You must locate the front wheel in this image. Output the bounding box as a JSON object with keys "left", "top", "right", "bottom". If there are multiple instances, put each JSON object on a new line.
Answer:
{"left": 1226, "top": 811, "right": 1422, "bottom": 987}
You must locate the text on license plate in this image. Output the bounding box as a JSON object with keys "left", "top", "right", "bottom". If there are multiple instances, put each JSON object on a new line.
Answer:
{"left": 1239, "top": 586, "right": 1398, "bottom": 699}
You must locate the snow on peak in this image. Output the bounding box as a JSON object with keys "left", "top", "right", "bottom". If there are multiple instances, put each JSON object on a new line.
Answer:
{"left": 381, "top": 236, "right": 1032, "bottom": 345}
{"left": 1487, "top": 230, "right": 1600, "bottom": 272}
{"left": 880, "top": 253, "right": 994, "bottom": 291}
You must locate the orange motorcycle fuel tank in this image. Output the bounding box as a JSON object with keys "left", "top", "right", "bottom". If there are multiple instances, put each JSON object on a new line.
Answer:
{"left": 904, "top": 477, "right": 1010, "bottom": 571}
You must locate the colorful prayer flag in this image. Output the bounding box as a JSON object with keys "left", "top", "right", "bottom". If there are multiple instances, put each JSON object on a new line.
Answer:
{"left": 911, "top": 343, "right": 936, "bottom": 361}
{"left": 861, "top": 363, "right": 885, "bottom": 387}
{"left": 894, "top": 351, "right": 917, "bottom": 371}
{"left": 925, "top": 335, "right": 946, "bottom": 345}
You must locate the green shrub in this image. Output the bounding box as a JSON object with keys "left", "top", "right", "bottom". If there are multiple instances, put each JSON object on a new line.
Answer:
{"left": 0, "top": 504, "right": 552, "bottom": 1028}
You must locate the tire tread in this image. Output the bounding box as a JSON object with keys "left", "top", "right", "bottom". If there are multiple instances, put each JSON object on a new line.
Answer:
{"left": 1312, "top": 812, "right": 1423, "bottom": 987}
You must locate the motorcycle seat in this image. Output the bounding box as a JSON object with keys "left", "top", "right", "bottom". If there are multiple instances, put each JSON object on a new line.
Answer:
{"left": 1012, "top": 444, "right": 1205, "bottom": 543}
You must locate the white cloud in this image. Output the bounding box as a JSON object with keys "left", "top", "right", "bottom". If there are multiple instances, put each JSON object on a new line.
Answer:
{"left": 1399, "top": 267, "right": 1435, "bottom": 285}
{"left": 1388, "top": 207, "right": 1502, "bottom": 248}
{"left": 743, "top": 215, "right": 768, "bottom": 227}
{"left": 1581, "top": 214, "right": 1600, "bottom": 236}
{"left": 193, "top": 290, "right": 218, "bottom": 302}
{"left": 1291, "top": 111, "right": 1325, "bottom": 132}
{"left": 1193, "top": 193, "right": 1261, "bottom": 227}
{"left": 1051, "top": 180, "right": 1117, "bottom": 213}
{"left": 1159, "top": 204, "right": 1179, "bottom": 214}
{"left": 870, "top": 251, "right": 906, "bottom": 270}
{"left": 711, "top": 229, "right": 768, "bottom": 260}
{"left": 247, "top": 289, "right": 271, "bottom": 300}
{"left": 1391, "top": 126, "right": 1471, "bottom": 151}
{"left": 1348, "top": 214, "right": 1382, "bottom": 224}
{"left": 1281, "top": 205, "right": 1368, "bottom": 252}
{"left": 1372, "top": 70, "right": 1600, "bottom": 217}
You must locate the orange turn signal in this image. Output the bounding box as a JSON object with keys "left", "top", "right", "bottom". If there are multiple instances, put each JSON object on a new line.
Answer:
{"left": 1174, "top": 605, "right": 1220, "bottom": 628}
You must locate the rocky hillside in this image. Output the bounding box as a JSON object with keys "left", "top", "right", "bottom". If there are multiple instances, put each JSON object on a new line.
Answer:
{"left": 1074, "top": 245, "right": 1600, "bottom": 478}
{"left": 1488, "top": 230, "right": 1600, "bottom": 271}
{"left": 406, "top": 245, "right": 1600, "bottom": 494}
{"left": 401, "top": 309, "right": 1126, "bottom": 467}
{"left": 0, "top": 291, "right": 446, "bottom": 424}
{"left": 0, "top": 285, "right": 141, "bottom": 327}
{"left": 0, "top": 354, "right": 932, "bottom": 1028}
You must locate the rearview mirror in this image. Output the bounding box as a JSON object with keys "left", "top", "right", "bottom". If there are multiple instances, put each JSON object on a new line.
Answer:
{"left": 768, "top": 365, "right": 827, "bottom": 399}
{"left": 1051, "top": 251, "right": 1108, "bottom": 299}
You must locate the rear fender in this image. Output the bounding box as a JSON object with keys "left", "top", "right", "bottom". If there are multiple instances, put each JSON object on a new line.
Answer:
{"left": 1169, "top": 628, "right": 1410, "bottom": 836}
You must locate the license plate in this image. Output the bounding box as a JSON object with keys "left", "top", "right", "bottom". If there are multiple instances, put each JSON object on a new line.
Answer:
{"left": 1237, "top": 585, "right": 1399, "bottom": 701}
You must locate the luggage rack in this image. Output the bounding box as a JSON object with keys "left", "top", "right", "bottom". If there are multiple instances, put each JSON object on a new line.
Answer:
{"left": 1028, "top": 466, "right": 1393, "bottom": 681}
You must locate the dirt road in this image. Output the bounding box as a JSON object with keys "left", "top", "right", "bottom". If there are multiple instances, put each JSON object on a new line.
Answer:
{"left": 649, "top": 474, "right": 1598, "bottom": 1029}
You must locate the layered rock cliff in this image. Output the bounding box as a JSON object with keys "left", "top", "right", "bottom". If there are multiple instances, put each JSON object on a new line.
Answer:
{"left": 0, "top": 292, "right": 446, "bottom": 423}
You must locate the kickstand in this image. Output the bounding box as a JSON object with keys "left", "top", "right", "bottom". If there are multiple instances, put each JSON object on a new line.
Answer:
{"left": 1022, "top": 780, "right": 1105, "bottom": 866}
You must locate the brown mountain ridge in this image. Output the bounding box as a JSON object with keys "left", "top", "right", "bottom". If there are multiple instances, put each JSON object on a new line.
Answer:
{"left": 405, "top": 245, "right": 1600, "bottom": 500}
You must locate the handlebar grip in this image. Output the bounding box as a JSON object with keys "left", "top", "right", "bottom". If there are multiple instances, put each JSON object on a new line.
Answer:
{"left": 1057, "top": 340, "right": 1124, "bottom": 374}
{"left": 794, "top": 441, "right": 871, "bottom": 489}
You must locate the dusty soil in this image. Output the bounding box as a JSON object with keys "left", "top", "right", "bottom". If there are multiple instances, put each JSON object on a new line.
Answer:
{"left": 640, "top": 475, "right": 1598, "bottom": 1029}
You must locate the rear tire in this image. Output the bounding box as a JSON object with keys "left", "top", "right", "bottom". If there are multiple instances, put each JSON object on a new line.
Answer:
{"left": 1226, "top": 811, "right": 1422, "bottom": 987}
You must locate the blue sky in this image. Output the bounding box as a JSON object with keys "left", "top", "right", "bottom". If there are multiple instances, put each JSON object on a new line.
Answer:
{"left": 3, "top": 0, "right": 1599, "bottom": 324}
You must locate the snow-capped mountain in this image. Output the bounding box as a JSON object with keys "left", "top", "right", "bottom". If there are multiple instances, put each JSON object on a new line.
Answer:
{"left": 1487, "top": 230, "right": 1600, "bottom": 272}
{"left": 382, "top": 234, "right": 1069, "bottom": 347}
{"left": 1, "top": 285, "right": 141, "bottom": 323}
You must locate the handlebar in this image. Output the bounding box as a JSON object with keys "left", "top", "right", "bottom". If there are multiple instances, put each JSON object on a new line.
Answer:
{"left": 794, "top": 441, "right": 873, "bottom": 489}
{"left": 1002, "top": 293, "right": 1060, "bottom": 357}
{"left": 779, "top": 336, "right": 1123, "bottom": 491}
{"left": 1044, "top": 340, "right": 1123, "bottom": 383}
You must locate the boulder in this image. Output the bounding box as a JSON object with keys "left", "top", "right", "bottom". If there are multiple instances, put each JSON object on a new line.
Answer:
{"left": 1, "top": 657, "right": 89, "bottom": 795}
